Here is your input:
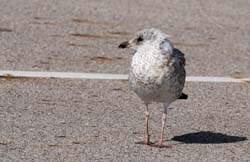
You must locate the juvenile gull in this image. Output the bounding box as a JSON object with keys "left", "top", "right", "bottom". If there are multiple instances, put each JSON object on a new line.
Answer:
{"left": 119, "top": 28, "right": 187, "bottom": 147}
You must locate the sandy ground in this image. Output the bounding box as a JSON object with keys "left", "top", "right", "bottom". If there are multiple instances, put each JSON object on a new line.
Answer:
{"left": 0, "top": 0, "right": 250, "bottom": 161}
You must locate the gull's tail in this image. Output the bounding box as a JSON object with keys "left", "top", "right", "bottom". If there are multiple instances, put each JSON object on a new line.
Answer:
{"left": 178, "top": 93, "right": 188, "bottom": 99}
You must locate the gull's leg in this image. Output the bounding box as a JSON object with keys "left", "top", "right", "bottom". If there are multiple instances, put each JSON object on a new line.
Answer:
{"left": 159, "top": 112, "right": 166, "bottom": 146}
{"left": 154, "top": 103, "right": 170, "bottom": 148}
{"left": 144, "top": 103, "right": 151, "bottom": 144}
{"left": 135, "top": 103, "right": 152, "bottom": 145}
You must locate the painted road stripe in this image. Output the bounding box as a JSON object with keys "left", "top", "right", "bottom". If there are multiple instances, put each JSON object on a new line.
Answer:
{"left": 0, "top": 70, "right": 250, "bottom": 83}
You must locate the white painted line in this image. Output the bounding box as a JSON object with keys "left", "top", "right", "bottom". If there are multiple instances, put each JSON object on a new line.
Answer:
{"left": 0, "top": 70, "right": 128, "bottom": 80}
{"left": 0, "top": 70, "right": 250, "bottom": 83}
{"left": 186, "top": 76, "right": 250, "bottom": 83}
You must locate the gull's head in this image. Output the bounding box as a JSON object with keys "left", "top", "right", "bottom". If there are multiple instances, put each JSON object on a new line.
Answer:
{"left": 118, "top": 28, "right": 171, "bottom": 50}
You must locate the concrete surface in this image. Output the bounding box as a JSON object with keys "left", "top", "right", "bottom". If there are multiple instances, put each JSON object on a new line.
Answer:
{"left": 0, "top": 0, "right": 250, "bottom": 161}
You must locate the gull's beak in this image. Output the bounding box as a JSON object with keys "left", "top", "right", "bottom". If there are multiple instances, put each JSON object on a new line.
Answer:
{"left": 118, "top": 41, "right": 130, "bottom": 49}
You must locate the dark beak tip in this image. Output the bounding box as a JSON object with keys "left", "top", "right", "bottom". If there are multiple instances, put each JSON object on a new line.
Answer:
{"left": 118, "top": 41, "right": 129, "bottom": 49}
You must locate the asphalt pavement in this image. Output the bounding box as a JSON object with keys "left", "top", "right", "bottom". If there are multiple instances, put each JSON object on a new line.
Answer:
{"left": 0, "top": 0, "right": 250, "bottom": 161}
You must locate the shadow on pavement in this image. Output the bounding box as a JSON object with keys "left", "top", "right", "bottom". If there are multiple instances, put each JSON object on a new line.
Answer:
{"left": 172, "top": 131, "right": 247, "bottom": 144}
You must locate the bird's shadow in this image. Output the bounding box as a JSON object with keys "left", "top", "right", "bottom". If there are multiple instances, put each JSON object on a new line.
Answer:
{"left": 171, "top": 131, "right": 247, "bottom": 144}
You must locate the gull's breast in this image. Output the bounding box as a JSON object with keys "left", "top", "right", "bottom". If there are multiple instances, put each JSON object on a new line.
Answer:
{"left": 129, "top": 50, "right": 185, "bottom": 104}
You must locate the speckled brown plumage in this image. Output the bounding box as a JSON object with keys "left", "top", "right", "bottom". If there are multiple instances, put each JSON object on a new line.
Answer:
{"left": 119, "top": 28, "right": 187, "bottom": 147}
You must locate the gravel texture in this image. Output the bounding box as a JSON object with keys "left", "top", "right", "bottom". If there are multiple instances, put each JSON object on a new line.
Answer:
{"left": 0, "top": 0, "right": 250, "bottom": 161}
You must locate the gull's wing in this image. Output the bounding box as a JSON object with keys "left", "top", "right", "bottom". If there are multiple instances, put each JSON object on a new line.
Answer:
{"left": 172, "top": 48, "right": 186, "bottom": 66}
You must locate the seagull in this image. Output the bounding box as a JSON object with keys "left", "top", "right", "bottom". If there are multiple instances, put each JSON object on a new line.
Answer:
{"left": 118, "top": 28, "right": 187, "bottom": 147}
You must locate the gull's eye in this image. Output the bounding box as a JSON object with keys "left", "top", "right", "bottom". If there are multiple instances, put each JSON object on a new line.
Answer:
{"left": 137, "top": 36, "right": 143, "bottom": 42}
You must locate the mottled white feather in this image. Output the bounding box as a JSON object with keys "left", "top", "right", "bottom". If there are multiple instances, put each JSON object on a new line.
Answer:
{"left": 128, "top": 28, "right": 186, "bottom": 107}
{"left": 119, "top": 28, "right": 186, "bottom": 146}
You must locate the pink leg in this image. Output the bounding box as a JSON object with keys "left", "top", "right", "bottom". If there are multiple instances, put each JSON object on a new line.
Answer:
{"left": 153, "top": 113, "right": 168, "bottom": 148}
{"left": 144, "top": 104, "right": 151, "bottom": 144}
{"left": 154, "top": 103, "right": 171, "bottom": 148}
{"left": 159, "top": 113, "right": 166, "bottom": 146}
{"left": 135, "top": 104, "right": 153, "bottom": 145}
